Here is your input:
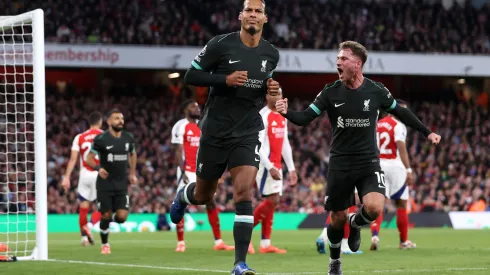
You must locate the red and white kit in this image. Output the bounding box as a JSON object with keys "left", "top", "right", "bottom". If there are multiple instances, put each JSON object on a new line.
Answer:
{"left": 171, "top": 118, "right": 200, "bottom": 189}
{"left": 256, "top": 106, "right": 295, "bottom": 196}
{"left": 377, "top": 116, "right": 408, "bottom": 200}
{"left": 71, "top": 128, "right": 103, "bottom": 201}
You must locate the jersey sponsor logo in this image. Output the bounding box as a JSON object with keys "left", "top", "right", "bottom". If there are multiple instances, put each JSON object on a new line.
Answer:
{"left": 229, "top": 59, "right": 240, "bottom": 64}
{"left": 243, "top": 78, "right": 264, "bottom": 89}
{"left": 107, "top": 153, "right": 128, "bottom": 162}
{"left": 363, "top": 99, "right": 370, "bottom": 111}
{"left": 334, "top": 103, "right": 345, "bottom": 107}
{"left": 337, "top": 116, "right": 344, "bottom": 128}
{"left": 261, "top": 60, "right": 267, "bottom": 72}
{"left": 337, "top": 116, "right": 371, "bottom": 128}
{"left": 271, "top": 126, "right": 285, "bottom": 138}
{"left": 186, "top": 135, "right": 200, "bottom": 147}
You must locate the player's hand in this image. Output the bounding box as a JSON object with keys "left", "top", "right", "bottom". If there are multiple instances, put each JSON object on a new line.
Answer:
{"left": 226, "top": 71, "right": 248, "bottom": 87}
{"left": 267, "top": 78, "right": 280, "bottom": 95}
{"left": 428, "top": 133, "right": 441, "bottom": 144}
{"left": 269, "top": 167, "right": 281, "bottom": 180}
{"left": 129, "top": 173, "right": 138, "bottom": 185}
{"left": 289, "top": 171, "right": 298, "bottom": 186}
{"left": 61, "top": 177, "right": 70, "bottom": 192}
{"left": 275, "top": 98, "right": 288, "bottom": 115}
{"left": 99, "top": 168, "right": 109, "bottom": 179}
{"left": 406, "top": 170, "right": 414, "bottom": 186}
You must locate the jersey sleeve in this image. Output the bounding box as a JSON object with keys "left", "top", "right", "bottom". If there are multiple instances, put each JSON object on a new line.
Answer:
{"left": 258, "top": 111, "right": 274, "bottom": 170}
{"left": 90, "top": 135, "right": 103, "bottom": 155}
{"left": 267, "top": 47, "right": 280, "bottom": 79}
{"left": 394, "top": 123, "right": 407, "bottom": 142}
{"left": 309, "top": 88, "right": 329, "bottom": 116}
{"left": 129, "top": 133, "right": 136, "bottom": 153}
{"left": 191, "top": 36, "right": 221, "bottom": 72}
{"left": 71, "top": 134, "right": 80, "bottom": 152}
{"left": 171, "top": 121, "right": 185, "bottom": 145}
{"left": 377, "top": 84, "right": 397, "bottom": 111}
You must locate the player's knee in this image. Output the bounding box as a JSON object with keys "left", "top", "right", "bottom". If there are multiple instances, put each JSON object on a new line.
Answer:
{"left": 395, "top": 199, "right": 407, "bottom": 209}
{"left": 233, "top": 188, "right": 253, "bottom": 203}
{"left": 194, "top": 191, "right": 213, "bottom": 204}
{"left": 101, "top": 211, "right": 112, "bottom": 220}
{"left": 79, "top": 201, "right": 90, "bottom": 209}
{"left": 266, "top": 193, "right": 280, "bottom": 207}
{"left": 363, "top": 204, "right": 383, "bottom": 219}
{"left": 205, "top": 200, "right": 216, "bottom": 210}
{"left": 330, "top": 211, "right": 348, "bottom": 228}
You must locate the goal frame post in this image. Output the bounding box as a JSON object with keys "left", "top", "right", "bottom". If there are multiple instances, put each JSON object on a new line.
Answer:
{"left": 0, "top": 8, "right": 47, "bottom": 261}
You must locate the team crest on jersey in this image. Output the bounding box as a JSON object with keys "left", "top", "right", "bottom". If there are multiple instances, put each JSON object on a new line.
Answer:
{"left": 363, "top": 99, "right": 370, "bottom": 111}
{"left": 261, "top": 60, "right": 267, "bottom": 72}
{"left": 125, "top": 143, "right": 129, "bottom": 151}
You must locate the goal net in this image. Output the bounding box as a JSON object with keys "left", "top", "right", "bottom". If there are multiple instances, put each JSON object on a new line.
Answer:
{"left": 0, "top": 9, "right": 47, "bottom": 261}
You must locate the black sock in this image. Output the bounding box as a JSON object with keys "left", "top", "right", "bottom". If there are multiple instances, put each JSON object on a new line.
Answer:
{"left": 352, "top": 206, "right": 375, "bottom": 228}
{"left": 178, "top": 182, "right": 199, "bottom": 205}
{"left": 327, "top": 224, "right": 344, "bottom": 260}
{"left": 234, "top": 201, "right": 254, "bottom": 265}
{"left": 100, "top": 218, "right": 110, "bottom": 244}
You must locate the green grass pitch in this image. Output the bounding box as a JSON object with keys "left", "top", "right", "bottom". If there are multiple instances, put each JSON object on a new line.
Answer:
{"left": 2, "top": 228, "right": 489, "bottom": 274}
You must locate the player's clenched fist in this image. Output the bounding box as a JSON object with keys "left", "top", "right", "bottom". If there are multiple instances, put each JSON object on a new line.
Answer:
{"left": 226, "top": 71, "right": 248, "bottom": 87}
{"left": 98, "top": 168, "right": 109, "bottom": 179}
{"left": 428, "top": 133, "right": 441, "bottom": 145}
{"left": 267, "top": 78, "right": 280, "bottom": 95}
{"left": 276, "top": 98, "right": 288, "bottom": 115}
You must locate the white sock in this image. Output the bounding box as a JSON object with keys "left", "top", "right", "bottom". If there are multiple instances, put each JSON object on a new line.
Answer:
{"left": 215, "top": 239, "right": 223, "bottom": 245}
{"left": 177, "top": 241, "right": 185, "bottom": 245}
{"left": 260, "top": 239, "right": 271, "bottom": 248}
{"left": 330, "top": 258, "right": 341, "bottom": 263}
{"left": 320, "top": 227, "right": 328, "bottom": 240}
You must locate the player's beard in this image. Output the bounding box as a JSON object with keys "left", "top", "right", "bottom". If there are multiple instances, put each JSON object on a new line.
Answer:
{"left": 246, "top": 25, "right": 258, "bottom": 35}
{"left": 189, "top": 113, "right": 200, "bottom": 119}
{"left": 111, "top": 124, "right": 123, "bottom": 132}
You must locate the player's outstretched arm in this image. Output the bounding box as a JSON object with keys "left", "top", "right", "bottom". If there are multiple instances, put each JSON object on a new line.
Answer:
{"left": 276, "top": 98, "right": 318, "bottom": 126}
{"left": 387, "top": 105, "right": 440, "bottom": 144}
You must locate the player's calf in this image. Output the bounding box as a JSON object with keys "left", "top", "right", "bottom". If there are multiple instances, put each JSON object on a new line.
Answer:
{"left": 327, "top": 210, "right": 347, "bottom": 261}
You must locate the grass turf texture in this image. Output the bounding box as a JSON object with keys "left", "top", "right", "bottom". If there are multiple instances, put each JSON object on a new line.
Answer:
{"left": 1, "top": 228, "right": 489, "bottom": 274}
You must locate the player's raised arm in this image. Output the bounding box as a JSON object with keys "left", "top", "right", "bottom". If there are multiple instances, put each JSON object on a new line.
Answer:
{"left": 276, "top": 89, "right": 328, "bottom": 126}
{"left": 378, "top": 87, "right": 440, "bottom": 144}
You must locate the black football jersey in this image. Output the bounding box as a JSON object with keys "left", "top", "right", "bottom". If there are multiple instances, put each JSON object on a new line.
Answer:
{"left": 191, "top": 32, "right": 280, "bottom": 139}
{"left": 310, "top": 78, "right": 396, "bottom": 170}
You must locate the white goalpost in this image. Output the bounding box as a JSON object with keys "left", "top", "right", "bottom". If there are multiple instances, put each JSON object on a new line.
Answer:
{"left": 0, "top": 9, "right": 47, "bottom": 261}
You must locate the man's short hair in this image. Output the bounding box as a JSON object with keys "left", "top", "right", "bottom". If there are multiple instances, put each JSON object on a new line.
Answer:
{"left": 106, "top": 108, "right": 122, "bottom": 119}
{"left": 88, "top": 111, "right": 102, "bottom": 125}
{"left": 339, "top": 41, "right": 368, "bottom": 66}
{"left": 181, "top": 99, "right": 196, "bottom": 113}
{"left": 243, "top": 0, "right": 266, "bottom": 9}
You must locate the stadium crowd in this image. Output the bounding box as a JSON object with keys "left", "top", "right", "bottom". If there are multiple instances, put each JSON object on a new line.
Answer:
{"left": 1, "top": 79, "right": 489, "bottom": 215}
{"left": 5, "top": 0, "right": 490, "bottom": 53}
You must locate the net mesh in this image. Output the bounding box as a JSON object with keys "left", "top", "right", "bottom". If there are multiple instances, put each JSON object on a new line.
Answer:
{"left": 0, "top": 13, "right": 36, "bottom": 258}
